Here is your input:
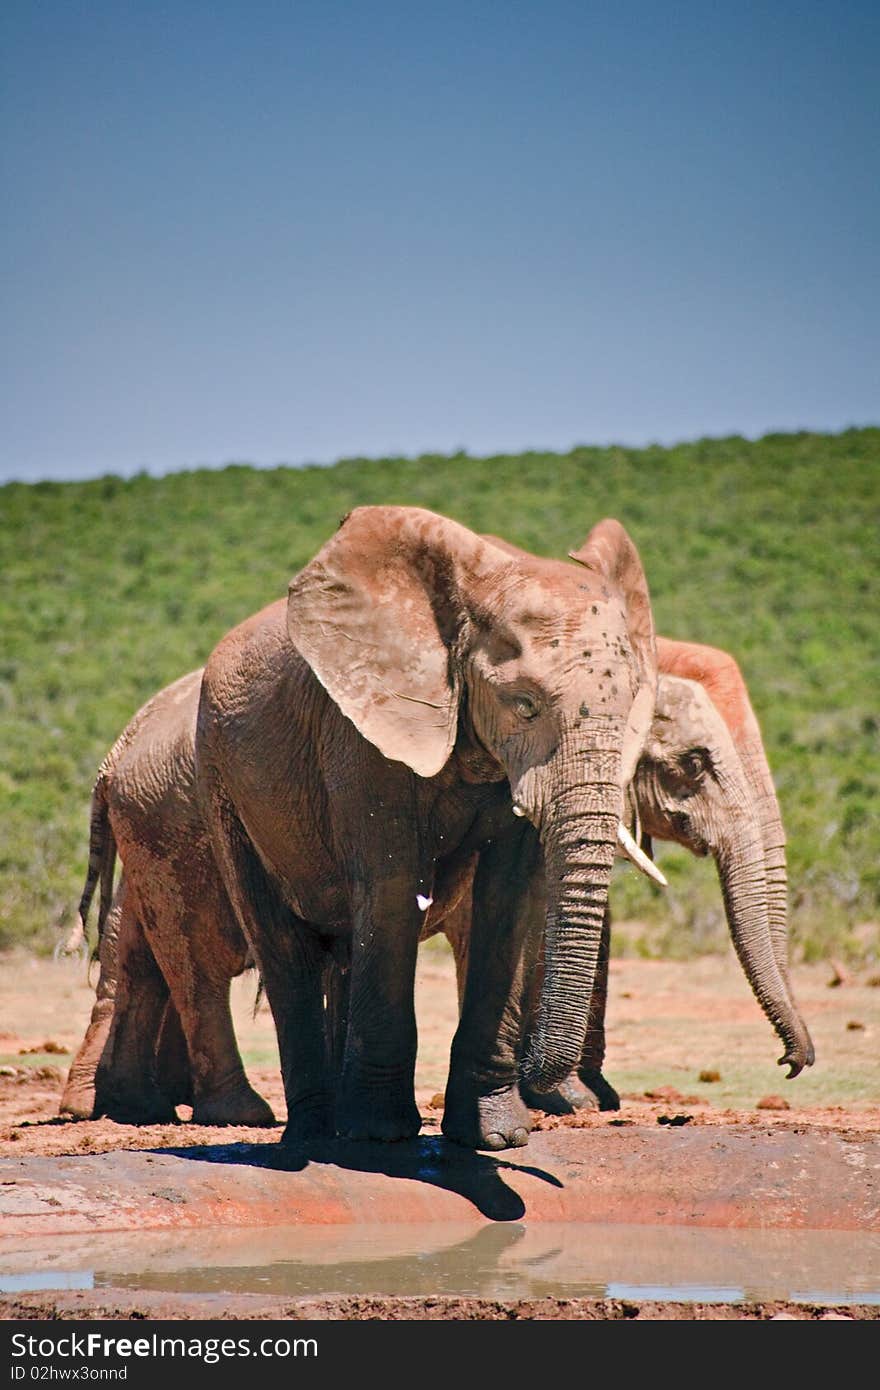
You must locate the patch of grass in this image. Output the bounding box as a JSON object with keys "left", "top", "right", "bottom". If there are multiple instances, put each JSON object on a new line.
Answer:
{"left": 0, "top": 1052, "right": 67, "bottom": 1071}
{"left": 610, "top": 1060, "right": 880, "bottom": 1112}
{"left": 1, "top": 429, "right": 878, "bottom": 962}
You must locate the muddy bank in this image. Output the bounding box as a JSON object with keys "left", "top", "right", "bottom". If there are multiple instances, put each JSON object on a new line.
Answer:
{"left": 2, "top": 1127, "right": 879, "bottom": 1321}
{"left": 2, "top": 1127, "right": 879, "bottom": 1233}
{"left": 1, "top": 1289, "right": 875, "bottom": 1320}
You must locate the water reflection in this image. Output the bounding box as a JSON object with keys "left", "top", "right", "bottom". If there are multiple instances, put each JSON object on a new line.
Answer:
{"left": 0, "top": 1270, "right": 93, "bottom": 1293}
{"left": 2, "top": 1222, "right": 879, "bottom": 1305}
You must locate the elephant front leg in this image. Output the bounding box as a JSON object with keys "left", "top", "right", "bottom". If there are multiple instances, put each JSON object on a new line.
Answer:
{"left": 576, "top": 905, "right": 620, "bottom": 1110}
{"left": 234, "top": 904, "right": 333, "bottom": 1143}
{"left": 267, "top": 929, "right": 337, "bottom": 1144}
{"left": 335, "top": 878, "right": 422, "bottom": 1142}
{"left": 442, "top": 823, "right": 540, "bottom": 1151}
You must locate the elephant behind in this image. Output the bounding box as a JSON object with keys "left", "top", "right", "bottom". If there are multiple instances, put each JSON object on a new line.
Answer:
{"left": 434, "top": 639, "right": 815, "bottom": 1115}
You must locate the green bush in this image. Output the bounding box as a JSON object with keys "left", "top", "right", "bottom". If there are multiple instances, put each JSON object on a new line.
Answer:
{"left": 2, "top": 429, "right": 877, "bottom": 962}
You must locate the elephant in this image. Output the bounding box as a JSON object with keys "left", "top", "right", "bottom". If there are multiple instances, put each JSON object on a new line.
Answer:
{"left": 192, "top": 505, "right": 658, "bottom": 1149}
{"left": 432, "top": 638, "right": 815, "bottom": 1115}
{"left": 62, "top": 508, "right": 658, "bottom": 1143}
{"left": 434, "top": 538, "right": 815, "bottom": 1112}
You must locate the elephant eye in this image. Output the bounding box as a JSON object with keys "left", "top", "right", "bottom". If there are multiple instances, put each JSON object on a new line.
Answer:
{"left": 658, "top": 747, "right": 712, "bottom": 800}
{"left": 512, "top": 693, "right": 540, "bottom": 721}
{"left": 679, "top": 748, "right": 710, "bottom": 781}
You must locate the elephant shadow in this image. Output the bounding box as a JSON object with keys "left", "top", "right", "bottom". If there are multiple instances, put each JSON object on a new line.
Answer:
{"left": 155, "top": 1134, "right": 564, "bottom": 1222}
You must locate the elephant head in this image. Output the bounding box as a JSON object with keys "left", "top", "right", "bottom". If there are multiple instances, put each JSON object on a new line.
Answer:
{"left": 286, "top": 505, "right": 657, "bottom": 1093}
{"left": 635, "top": 644, "right": 815, "bottom": 1076}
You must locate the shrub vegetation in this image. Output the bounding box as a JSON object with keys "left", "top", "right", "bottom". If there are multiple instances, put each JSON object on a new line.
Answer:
{"left": 1, "top": 428, "right": 877, "bottom": 962}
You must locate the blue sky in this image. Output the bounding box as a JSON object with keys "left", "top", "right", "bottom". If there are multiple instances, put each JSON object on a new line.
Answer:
{"left": 2, "top": 1, "right": 878, "bottom": 483}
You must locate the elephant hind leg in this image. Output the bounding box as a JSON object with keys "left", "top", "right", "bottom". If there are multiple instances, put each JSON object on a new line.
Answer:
{"left": 59, "top": 996, "right": 116, "bottom": 1120}
{"left": 95, "top": 893, "right": 179, "bottom": 1124}
{"left": 59, "top": 885, "right": 124, "bottom": 1120}
{"left": 155, "top": 998, "right": 193, "bottom": 1108}
{"left": 137, "top": 879, "right": 275, "bottom": 1129}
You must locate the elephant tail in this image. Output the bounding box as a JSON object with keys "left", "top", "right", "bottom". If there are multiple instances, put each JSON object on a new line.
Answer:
{"left": 71, "top": 774, "right": 117, "bottom": 952}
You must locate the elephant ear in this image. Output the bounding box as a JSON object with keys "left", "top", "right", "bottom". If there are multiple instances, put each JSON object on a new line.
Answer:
{"left": 568, "top": 519, "right": 657, "bottom": 786}
{"left": 655, "top": 638, "right": 762, "bottom": 745}
{"left": 655, "top": 636, "right": 785, "bottom": 870}
{"left": 287, "top": 506, "right": 500, "bottom": 777}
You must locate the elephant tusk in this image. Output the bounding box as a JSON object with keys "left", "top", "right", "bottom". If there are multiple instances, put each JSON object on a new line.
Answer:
{"left": 512, "top": 803, "right": 526, "bottom": 817}
{"left": 60, "top": 915, "right": 86, "bottom": 954}
{"left": 416, "top": 893, "right": 433, "bottom": 911}
{"left": 617, "top": 822, "right": 668, "bottom": 887}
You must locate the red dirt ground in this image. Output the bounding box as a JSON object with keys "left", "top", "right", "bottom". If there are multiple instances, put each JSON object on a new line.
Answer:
{"left": 1, "top": 946, "right": 878, "bottom": 1320}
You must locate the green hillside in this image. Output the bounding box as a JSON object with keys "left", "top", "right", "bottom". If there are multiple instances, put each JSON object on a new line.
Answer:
{"left": 1, "top": 429, "right": 877, "bottom": 961}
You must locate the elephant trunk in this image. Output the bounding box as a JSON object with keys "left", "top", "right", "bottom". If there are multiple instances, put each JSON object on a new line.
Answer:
{"left": 736, "top": 735, "right": 815, "bottom": 1067}
{"left": 716, "top": 817, "right": 813, "bottom": 1077}
{"left": 519, "top": 738, "right": 621, "bottom": 1094}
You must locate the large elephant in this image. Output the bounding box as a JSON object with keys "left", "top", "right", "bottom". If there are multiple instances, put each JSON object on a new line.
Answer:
{"left": 192, "top": 506, "right": 657, "bottom": 1149}
{"left": 63, "top": 507, "right": 658, "bottom": 1149}
{"left": 439, "top": 539, "right": 815, "bottom": 1111}
{"left": 62, "top": 543, "right": 814, "bottom": 1136}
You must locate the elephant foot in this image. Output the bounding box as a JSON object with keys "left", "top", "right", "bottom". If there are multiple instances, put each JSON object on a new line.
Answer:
{"left": 442, "top": 1080, "right": 531, "bottom": 1151}
{"left": 101, "top": 1094, "right": 179, "bottom": 1126}
{"left": 58, "top": 1080, "right": 98, "bottom": 1121}
{"left": 335, "top": 1078, "right": 421, "bottom": 1142}
{"left": 281, "top": 1090, "right": 335, "bottom": 1144}
{"left": 94, "top": 1066, "right": 178, "bottom": 1126}
{"left": 522, "top": 1068, "right": 620, "bottom": 1115}
{"left": 521, "top": 1070, "right": 597, "bottom": 1116}
{"left": 281, "top": 1115, "right": 332, "bottom": 1145}
{"left": 578, "top": 1067, "right": 621, "bottom": 1112}
{"left": 191, "top": 1081, "right": 276, "bottom": 1128}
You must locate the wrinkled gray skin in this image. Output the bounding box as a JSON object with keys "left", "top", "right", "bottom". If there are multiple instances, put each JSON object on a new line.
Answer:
{"left": 62, "top": 642, "right": 813, "bottom": 1136}
{"left": 64, "top": 506, "right": 658, "bottom": 1151}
